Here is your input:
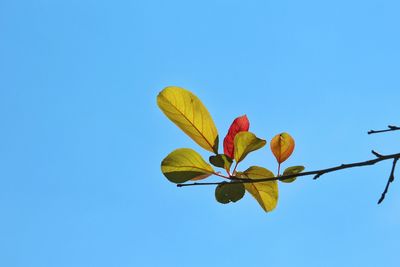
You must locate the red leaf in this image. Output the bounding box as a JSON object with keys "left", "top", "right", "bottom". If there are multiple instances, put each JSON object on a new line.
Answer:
{"left": 223, "top": 115, "right": 250, "bottom": 159}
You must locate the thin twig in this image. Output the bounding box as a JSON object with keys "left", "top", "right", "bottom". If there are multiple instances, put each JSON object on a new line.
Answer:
{"left": 231, "top": 162, "right": 239, "bottom": 176}
{"left": 368, "top": 125, "right": 400, "bottom": 135}
{"left": 377, "top": 157, "right": 399, "bottom": 204}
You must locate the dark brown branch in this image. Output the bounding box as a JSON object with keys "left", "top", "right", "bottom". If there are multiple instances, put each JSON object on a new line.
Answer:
{"left": 368, "top": 125, "right": 400, "bottom": 135}
{"left": 177, "top": 151, "right": 400, "bottom": 203}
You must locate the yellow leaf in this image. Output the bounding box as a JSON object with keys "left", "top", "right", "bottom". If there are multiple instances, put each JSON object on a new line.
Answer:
{"left": 190, "top": 173, "right": 213, "bottom": 181}
{"left": 234, "top": 132, "right": 266, "bottom": 163}
{"left": 241, "top": 166, "right": 278, "bottom": 212}
{"left": 157, "top": 86, "right": 219, "bottom": 153}
{"left": 161, "top": 148, "right": 214, "bottom": 183}
{"left": 270, "top": 132, "right": 295, "bottom": 164}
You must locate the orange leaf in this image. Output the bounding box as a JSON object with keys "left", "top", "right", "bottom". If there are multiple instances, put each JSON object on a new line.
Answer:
{"left": 270, "top": 132, "right": 295, "bottom": 164}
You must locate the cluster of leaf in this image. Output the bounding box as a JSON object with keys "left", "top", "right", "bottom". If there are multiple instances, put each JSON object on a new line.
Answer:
{"left": 157, "top": 86, "right": 304, "bottom": 212}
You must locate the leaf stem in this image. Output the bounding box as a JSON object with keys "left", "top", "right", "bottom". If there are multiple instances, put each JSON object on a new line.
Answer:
{"left": 213, "top": 172, "right": 230, "bottom": 179}
{"left": 277, "top": 163, "right": 281, "bottom": 176}
{"left": 231, "top": 162, "right": 239, "bottom": 177}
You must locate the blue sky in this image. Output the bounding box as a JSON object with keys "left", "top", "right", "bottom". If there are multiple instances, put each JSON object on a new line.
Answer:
{"left": 1, "top": 0, "right": 400, "bottom": 266}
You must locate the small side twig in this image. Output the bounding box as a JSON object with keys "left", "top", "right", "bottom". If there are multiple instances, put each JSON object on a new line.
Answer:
{"left": 377, "top": 157, "right": 399, "bottom": 204}
{"left": 371, "top": 150, "right": 384, "bottom": 158}
{"left": 368, "top": 125, "right": 400, "bottom": 135}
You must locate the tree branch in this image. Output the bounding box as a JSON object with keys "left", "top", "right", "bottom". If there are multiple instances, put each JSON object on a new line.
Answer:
{"left": 177, "top": 151, "right": 400, "bottom": 203}
{"left": 368, "top": 125, "right": 400, "bottom": 135}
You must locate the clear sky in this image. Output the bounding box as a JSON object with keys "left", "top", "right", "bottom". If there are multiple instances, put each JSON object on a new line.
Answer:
{"left": 1, "top": 0, "right": 400, "bottom": 266}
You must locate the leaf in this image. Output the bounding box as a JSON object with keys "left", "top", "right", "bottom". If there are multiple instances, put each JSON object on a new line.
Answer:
{"left": 190, "top": 173, "right": 213, "bottom": 181}
{"left": 223, "top": 115, "right": 250, "bottom": 159}
{"left": 234, "top": 132, "right": 266, "bottom": 163}
{"left": 161, "top": 148, "right": 214, "bottom": 183}
{"left": 215, "top": 182, "right": 245, "bottom": 204}
{"left": 241, "top": 166, "right": 278, "bottom": 212}
{"left": 270, "top": 132, "right": 295, "bottom": 164}
{"left": 209, "top": 154, "right": 232, "bottom": 172}
{"left": 281, "top": 166, "right": 305, "bottom": 183}
{"left": 157, "top": 86, "right": 219, "bottom": 153}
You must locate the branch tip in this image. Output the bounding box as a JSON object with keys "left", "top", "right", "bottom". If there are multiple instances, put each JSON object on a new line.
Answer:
{"left": 313, "top": 173, "right": 322, "bottom": 180}
{"left": 368, "top": 125, "right": 400, "bottom": 135}
{"left": 372, "top": 150, "right": 383, "bottom": 158}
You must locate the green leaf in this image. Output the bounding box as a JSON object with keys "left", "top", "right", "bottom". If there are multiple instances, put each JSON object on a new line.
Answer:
{"left": 161, "top": 148, "right": 214, "bottom": 183}
{"left": 209, "top": 154, "right": 232, "bottom": 171}
{"left": 157, "top": 86, "right": 219, "bottom": 153}
{"left": 215, "top": 182, "right": 245, "bottom": 204}
{"left": 234, "top": 132, "right": 266, "bottom": 163}
{"left": 281, "top": 166, "right": 305, "bottom": 183}
{"left": 241, "top": 166, "right": 278, "bottom": 212}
